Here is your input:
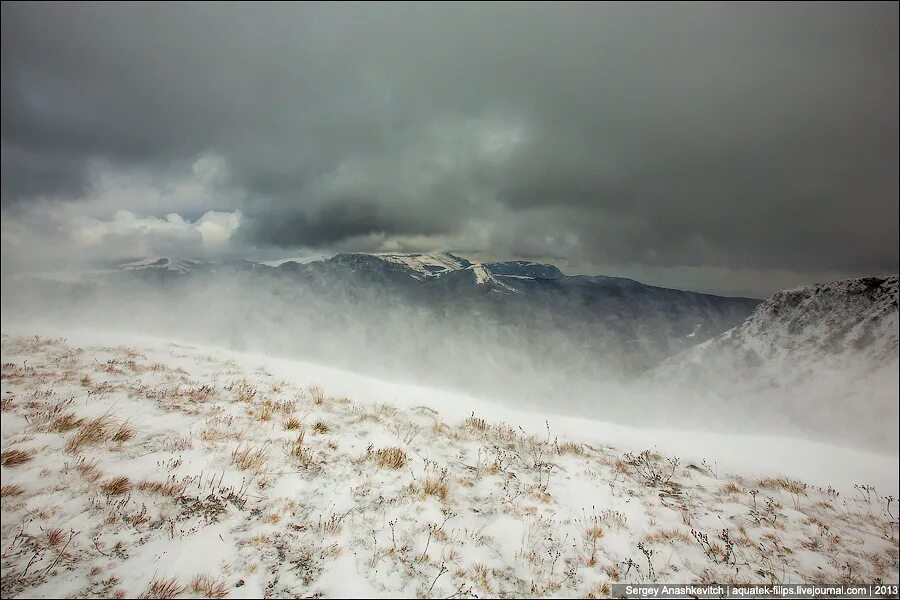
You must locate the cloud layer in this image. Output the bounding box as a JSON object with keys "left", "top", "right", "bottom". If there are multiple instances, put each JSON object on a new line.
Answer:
{"left": 2, "top": 3, "right": 897, "bottom": 294}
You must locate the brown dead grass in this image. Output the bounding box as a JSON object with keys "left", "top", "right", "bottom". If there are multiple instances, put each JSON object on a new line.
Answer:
{"left": 47, "top": 411, "right": 84, "bottom": 433}
{"left": 231, "top": 443, "right": 269, "bottom": 474}
{"left": 721, "top": 481, "right": 744, "bottom": 495}
{"left": 1, "top": 483, "right": 25, "bottom": 498}
{"left": 422, "top": 476, "right": 450, "bottom": 501}
{"left": 1, "top": 448, "right": 36, "bottom": 467}
{"left": 585, "top": 524, "right": 605, "bottom": 540}
{"left": 612, "top": 458, "right": 630, "bottom": 475}
{"left": 258, "top": 400, "right": 274, "bottom": 422}
{"left": 186, "top": 385, "right": 215, "bottom": 403}
{"left": 138, "top": 577, "right": 185, "bottom": 599}
{"left": 307, "top": 383, "right": 326, "bottom": 405}
{"left": 112, "top": 421, "right": 135, "bottom": 443}
{"left": 557, "top": 441, "right": 583, "bottom": 455}
{"left": 374, "top": 447, "right": 408, "bottom": 469}
{"left": 189, "top": 574, "right": 229, "bottom": 599}
{"left": 65, "top": 414, "right": 115, "bottom": 453}
{"left": 586, "top": 580, "right": 612, "bottom": 599}
{"left": 464, "top": 413, "right": 489, "bottom": 432}
{"left": 231, "top": 381, "right": 258, "bottom": 403}
{"left": 759, "top": 476, "right": 807, "bottom": 496}
{"left": 312, "top": 420, "right": 329, "bottom": 434}
{"left": 138, "top": 479, "right": 187, "bottom": 497}
{"left": 101, "top": 476, "right": 133, "bottom": 496}
{"left": 290, "top": 432, "right": 314, "bottom": 466}
{"left": 470, "top": 562, "right": 493, "bottom": 593}
{"left": 644, "top": 527, "right": 693, "bottom": 545}
{"left": 75, "top": 458, "right": 103, "bottom": 482}
{"left": 45, "top": 527, "right": 67, "bottom": 546}
{"left": 283, "top": 416, "right": 302, "bottom": 430}
{"left": 198, "top": 419, "right": 243, "bottom": 443}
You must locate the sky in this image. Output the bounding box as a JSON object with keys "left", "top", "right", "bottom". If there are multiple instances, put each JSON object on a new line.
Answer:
{"left": 1, "top": 2, "right": 897, "bottom": 297}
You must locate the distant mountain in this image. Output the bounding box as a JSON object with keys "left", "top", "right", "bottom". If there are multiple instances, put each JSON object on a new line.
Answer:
{"left": 120, "top": 257, "right": 205, "bottom": 273}
{"left": 652, "top": 276, "right": 899, "bottom": 449}
{"left": 111, "top": 252, "right": 760, "bottom": 376}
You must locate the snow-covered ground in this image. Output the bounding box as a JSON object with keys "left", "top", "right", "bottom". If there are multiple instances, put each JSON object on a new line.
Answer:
{"left": 1, "top": 331, "right": 897, "bottom": 598}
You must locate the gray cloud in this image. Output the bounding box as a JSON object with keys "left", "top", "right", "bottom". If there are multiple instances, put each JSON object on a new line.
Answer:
{"left": 1, "top": 2, "right": 897, "bottom": 292}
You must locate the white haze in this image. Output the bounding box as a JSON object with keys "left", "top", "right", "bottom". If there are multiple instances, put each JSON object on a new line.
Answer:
{"left": 2, "top": 269, "right": 896, "bottom": 455}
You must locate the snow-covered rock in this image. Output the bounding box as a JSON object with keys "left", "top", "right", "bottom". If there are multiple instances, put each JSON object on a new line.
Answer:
{"left": 373, "top": 251, "right": 471, "bottom": 279}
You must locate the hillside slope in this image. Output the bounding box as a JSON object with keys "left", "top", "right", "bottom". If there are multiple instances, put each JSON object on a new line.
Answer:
{"left": 1, "top": 333, "right": 897, "bottom": 598}
{"left": 652, "top": 276, "right": 899, "bottom": 449}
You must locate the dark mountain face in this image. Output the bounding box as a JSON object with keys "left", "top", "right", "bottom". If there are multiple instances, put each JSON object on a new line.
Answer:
{"left": 482, "top": 261, "right": 564, "bottom": 280}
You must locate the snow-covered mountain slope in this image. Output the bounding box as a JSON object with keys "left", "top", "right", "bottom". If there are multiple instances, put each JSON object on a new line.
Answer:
{"left": 652, "top": 276, "right": 899, "bottom": 449}
{"left": 716, "top": 276, "right": 897, "bottom": 366}
{"left": 373, "top": 252, "right": 471, "bottom": 279}
{"left": 119, "top": 257, "right": 204, "bottom": 273}
{"left": 1, "top": 332, "right": 897, "bottom": 598}
{"left": 467, "top": 263, "right": 520, "bottom": 292}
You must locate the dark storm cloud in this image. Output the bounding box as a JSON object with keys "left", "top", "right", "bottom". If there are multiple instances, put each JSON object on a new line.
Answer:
{"left": 1, "top": 2, "right": 897, "bottom": 279}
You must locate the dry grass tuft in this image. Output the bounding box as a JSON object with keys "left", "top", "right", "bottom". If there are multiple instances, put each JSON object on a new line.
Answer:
{"left": 230, "top": 381, "right": 258, "bottom": 403}
{"left": 290, "top": 432, "right": 313, "bottom": 466}
{"left": 45, "top": 527, "right": 67, "bottom": 546}
{"left": 283, "top": 416, "right": 302, "bottom": 430}
{"left": 1, "top": 447, "right": 36, "bottom": 467}
{"left": 1, "top": 483, "right": 25, "bottom": 498}
{"left": 612, "top": 458, "right": 630, "bottom": 475}
{"left": 47, "top": 411, "right": 84, "bottom": 433}
{"left": 307, "top": 383, "right": 326, "bottom": 405}
{"left": 585, "top": 524, "right": 605, "bottom": 540}
{"left": 137, "top": 479, "right": 187, "bottom": 497}
{"left": 422, "top": 476, "right": 450, "bottom": 501}
{"left": 101, "top": 475, "right": 133, "bottom": 496}
{"left": 231, "top": 443, "right": 269, "bottom": 474}
{"left": 258, "top": 400, "right": 274, "bottom": 422}
{"left": 645, "top": 527, "right": 693, "bottom": 545}
{"left": 65, "top": 413, "right": 115, "bottom": 453}
{"left": 273, "top": 399, "right": 295, "bottom": 414}
{"left": 759, "top": 476, "right": 807, "bottom": 495}
{"left": 75, "top": 458, "right": 102, "bottom": 482}
{"left": 586, "top": 580, "right": 612, "bottom": 598}
{"left": 557, "top": 441, "right": 583, "bottom": 455}
{"left": 374, "top": 447, "right": 408, "bottom": 469}
{"left": 186, "top": 385, "right": 215, "bottom": 403}
{"left": 198, "top": 417, "right": 243, "bottom": 443}
{"left": 470, "top": 562, "right": 493, "bottom": 592}
{"left": 721, "top": 481, "right": 744, "bottom": 495}
{"left": 138, "top": 577, "right": 185, "bottom": 599}
{"left": 464, "top": 412, "right": 489, "bottom": 432}
{"left": 189, "top": 574, "right": 230, "bottom": 599}
{"left": 317, "top": 512, "right": 344, "bottom": 535}
{"left": 312, "top": 420, "right": 329, "bottom": 434}
{"left": 112, "top": 421, "right": 135, "bottom": 443}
